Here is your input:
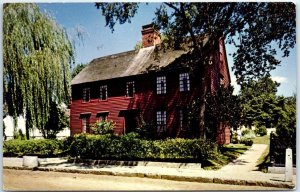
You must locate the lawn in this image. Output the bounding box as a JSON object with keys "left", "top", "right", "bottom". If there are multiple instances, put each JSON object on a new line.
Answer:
{"left": 253, "top": 134, "right": 271, "bottom": 172}
{"left": 203, "top": 144, "right": 250, "bottom": 170}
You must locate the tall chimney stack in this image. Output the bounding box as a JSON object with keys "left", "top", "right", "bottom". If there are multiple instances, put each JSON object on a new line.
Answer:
{"left": 141, "top": 24, "right": 161, "bottom": 48}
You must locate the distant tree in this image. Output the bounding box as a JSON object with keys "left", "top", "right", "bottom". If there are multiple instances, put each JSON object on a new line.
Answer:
{"left": 3, "top": 4, "right": 74, "bottom": 139}
{"left": 71, "top": 63, "right": 86, "bottom": 79}
{"left": 96, "top": 2, "right": 295, "bottom": 137}
{"left": 239, "top": 77, "right": 280, "bottom": 128}
{"left": 134, "top": 41, "right": 142, "bottom": 50}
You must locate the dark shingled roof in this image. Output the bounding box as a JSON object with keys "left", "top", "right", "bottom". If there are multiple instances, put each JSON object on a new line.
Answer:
{"left": 71, "top": 46, "right": 188, "bottom": 85}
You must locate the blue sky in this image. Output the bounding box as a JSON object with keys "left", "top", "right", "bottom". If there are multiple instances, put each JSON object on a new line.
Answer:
{"left": 38, "top": 3, "right": 297, "bottom": 97}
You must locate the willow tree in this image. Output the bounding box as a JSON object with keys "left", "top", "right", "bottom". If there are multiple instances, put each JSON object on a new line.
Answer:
{"left": 96, "top": 2, "right": 296, "bottom": 137}
{"left": 3, "top": 4, "right": 74, "bottom": 139}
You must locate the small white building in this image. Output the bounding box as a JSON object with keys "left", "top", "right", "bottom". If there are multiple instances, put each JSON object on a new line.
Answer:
{"left": 3, "top": 115, "right": 70, "bottom": 140}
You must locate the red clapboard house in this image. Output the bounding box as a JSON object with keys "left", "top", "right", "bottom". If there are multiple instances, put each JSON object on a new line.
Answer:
{"left": 70, "top": 24, "right": 231, "bottom": 144}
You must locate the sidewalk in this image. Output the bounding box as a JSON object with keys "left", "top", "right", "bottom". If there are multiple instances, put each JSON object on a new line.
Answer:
{"left": 3, "top": 144, "right": 296, "bottom": 189}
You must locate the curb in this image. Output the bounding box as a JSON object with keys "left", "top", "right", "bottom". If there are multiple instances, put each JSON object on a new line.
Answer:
{"left": 4, "top": 166, "right": 295, "bottom": 189}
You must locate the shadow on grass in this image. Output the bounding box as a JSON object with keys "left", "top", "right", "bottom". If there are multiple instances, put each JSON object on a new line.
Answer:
{"left": 202, "top": 144, "right": 250, "bottom": 170}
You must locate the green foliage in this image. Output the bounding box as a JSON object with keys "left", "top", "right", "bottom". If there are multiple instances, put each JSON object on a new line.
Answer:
{"left": 134, "top": 41, "right": 143, "bottom": 50}
{"left": 96, "top": 2, "right": 295, "bottom": 139}
{"left": 241, "top": 129, "right": 256, "bottom": 139}
{"left": 90, "top": 120, "right": 115, "bottom": 135}
{"left": 43, "top": 101, "right": 69, "bottom": 139}
{"left": 255, "top": 126, "right": 267, "bottom": 136}
{"left": 3, "top": 4, "right": 74, "bottom": 139}
{"left": 71, "top": 63, "right": 86, "bottom": 79}
{"left": 96, "top": 2, "right": 295, "bottom": 84}
{"left": 239, "top": 77, "right": 286, "bottom": 128}
{"left": 14, "top": 129, "right": 26, "bottom": 140}
{"left": 205, "top": 85, "right": 241, "bottom": 130}
{"left": 67, "top": 134, "right": 217, "bottom": 161}
{"left": 240, "top": 138, "right": 253, "bottom": 146}
{"left": 3, "top": 139, "right": 62, "bottom": 157}
{"left": 241, "top": 129, "right": 250, "bottom": 136}
{"left": 274, "top": 95, "right": 296, "bottom": 149}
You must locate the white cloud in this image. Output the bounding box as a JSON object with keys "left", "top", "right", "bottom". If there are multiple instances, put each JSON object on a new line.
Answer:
{"left": 231, "top": 76, "right": 240, "bottom": 95}
{"left": 271, "top": 76, "right": 288, "bottom": 83}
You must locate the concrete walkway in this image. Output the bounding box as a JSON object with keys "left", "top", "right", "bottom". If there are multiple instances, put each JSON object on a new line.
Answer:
{"left": 3, "top": 144, "right": 296, "bottom": 189}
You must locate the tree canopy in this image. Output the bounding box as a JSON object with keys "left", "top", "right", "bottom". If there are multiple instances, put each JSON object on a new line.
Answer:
{"left": 96, "top": 2, "right": 295, "bottom": 84}
{"left": 96, "top": 2, "right": 296, "bottom": 138}
{"left": 3, "top": 4, "right": 74, "bottom": 138}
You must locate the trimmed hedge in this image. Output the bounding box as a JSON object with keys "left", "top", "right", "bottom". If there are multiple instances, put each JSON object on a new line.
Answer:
{"left": 68, "top": 133, "right": 218, "bottom": 162}
{"left": 3, "top": 133, "right": 218, "bottom": 162}
{"left": 4, "top": 139, "right": 63, "bottom": 157}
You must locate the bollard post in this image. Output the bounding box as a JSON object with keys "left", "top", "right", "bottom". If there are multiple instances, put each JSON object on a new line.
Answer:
{"left": 285, "top": 148, "right": 293, "bottom": 182}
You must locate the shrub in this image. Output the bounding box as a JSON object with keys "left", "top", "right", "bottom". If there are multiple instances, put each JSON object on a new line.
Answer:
{"left": 241, "top": 129, "right": 250, "bottom": 136}
{"left": 255, "top": 126, "right": 267, "bottom": 136}
{"left": 3, "top": 139, "right": 62, "bottom": 157}
{"left": 68, "top": 134, "right": 218, "bottom": 162}
{"left": 240, "top": 138, "right": 253, "bottom": 146}
{"left": 241, "top": 129, "right": 256, "bottom": 139}
{"left": 90, "top": 120, "right": 115, "bottom": 135}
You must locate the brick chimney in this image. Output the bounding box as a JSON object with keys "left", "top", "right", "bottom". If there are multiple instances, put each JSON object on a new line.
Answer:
{"left": 141, "top": 24, "right": 161, "bottom": 48}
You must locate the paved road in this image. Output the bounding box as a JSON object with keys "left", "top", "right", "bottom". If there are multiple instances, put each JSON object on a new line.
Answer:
{"left": 3, "top": 169, "right": 285, "bottom": 190}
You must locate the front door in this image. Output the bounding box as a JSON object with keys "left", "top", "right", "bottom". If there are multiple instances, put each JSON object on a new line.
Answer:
{"left": 119, "top": 109, "right": 138, "bottom": 134}
{"left": 124, "top": 114, "right": 137, "bottom": 134}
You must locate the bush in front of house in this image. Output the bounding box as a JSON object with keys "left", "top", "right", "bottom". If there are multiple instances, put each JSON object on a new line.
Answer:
{"left": 241, "top": 129, "right": 256, "bottom": 139}
{"left": 255, "top": 125, "right": 267, "bottom": 136}
{"left": 90, "top": 120, "right": 115, "bottom": 135}
{"left": 3, "top": 139, "right": 63, "bottom": 157}
{"left": 67, "top": 133, "right": 218, "bottom": 162}
{"left": 240, "top": 138, "right": 254, "bottom": 146}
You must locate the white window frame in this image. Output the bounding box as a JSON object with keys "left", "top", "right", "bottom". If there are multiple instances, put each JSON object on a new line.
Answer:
{"left": 100, "top": 85, "right": 108, "bottom": 100}
{"left": 83, "top": 88, "right": 90, "bottom": 102}
{"left": 156, "top": 76, "right": 166, "bottom": 94}
{"left": 156, "top": 111, "right": 166, "bottom": 132}
{"left": 179, "top": 73, "right": 190, "bottom": 92}
{"left": 82, "top": 116, "right": 89, "bottom": 133}
{"left": 126, "top": 81, "right": 135, "bottom": 98}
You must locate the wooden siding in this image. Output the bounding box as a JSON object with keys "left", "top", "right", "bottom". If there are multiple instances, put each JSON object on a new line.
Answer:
{"left": 71, "top": 38, "right": 231, "bottom": 144}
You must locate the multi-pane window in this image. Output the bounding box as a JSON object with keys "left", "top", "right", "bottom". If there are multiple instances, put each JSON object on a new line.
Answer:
{"left": 97, "top": 112, "right": 109, "bottom": 121}
{"left": 179, "top": 73, "right": 190, "bottom": 92}
{"left": 100, "top": 85, "right": 108, "bottom": 100}
{"left": 179, "top": 109, "right": 188, "bottom": 130}
{"left": 156, "top": 111, "right": 166, "bottom": 132}
{"left": 126, "top": 81, "right": 135, "bottom": 97}
{"left": 83, "top": 88, "right": 90, "bottom": 102}
{"left": 82, "top": 116, "right": 90, "bottom": 133}
{"left": 157, "top": 76, "right": 166, "bottom": 94}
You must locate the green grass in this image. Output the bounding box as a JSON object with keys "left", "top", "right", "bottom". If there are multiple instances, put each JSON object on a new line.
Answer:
{"left": 252, "top": 134, "right": 270, "bottom": 145}
{"left": 253, "top": 134, "right": 271, "bottom": 172}
{"left": 203, "top": 144, "right": 250, "bottom": 170}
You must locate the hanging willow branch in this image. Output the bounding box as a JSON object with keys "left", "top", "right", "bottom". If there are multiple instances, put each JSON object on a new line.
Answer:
{"left": 3, "top": 3, "right": 74, "bottom": 138}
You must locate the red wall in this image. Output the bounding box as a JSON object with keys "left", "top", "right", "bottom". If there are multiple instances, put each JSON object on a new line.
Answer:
{"left": 71, "top": 70, "right": 199, "bottom": 137}
{"left": 71, "top": 39, "right": 231, "bottom": 144}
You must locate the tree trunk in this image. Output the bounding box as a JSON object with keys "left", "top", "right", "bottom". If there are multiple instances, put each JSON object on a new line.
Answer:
{"left": 198, "top": 69, "right": 208, "bottom": 138}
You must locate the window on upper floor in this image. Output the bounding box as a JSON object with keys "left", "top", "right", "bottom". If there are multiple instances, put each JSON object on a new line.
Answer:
{"left": 156, "top": 110, "right": 166, "bottom": 133}
{"left": 179, "top": 73, "right": 190, "bottom": 92}
{"left": 156, "top": 76, "right": 166, "bottom": 94}
{"left": 100, "top": 85, "right": 108, "bottom": 100}
{"left": 126, "top": 81, "right": 135, "bottom": 98}
{"left": 83, "top": 88, "right": 90, "bottom": 102}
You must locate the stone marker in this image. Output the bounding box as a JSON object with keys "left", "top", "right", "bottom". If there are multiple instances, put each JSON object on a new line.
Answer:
{"left": 23, "top": 156, "right": 39, "bottom": 168}
{"left": 285, "top": 148, "right": 293, "bottom": 182}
